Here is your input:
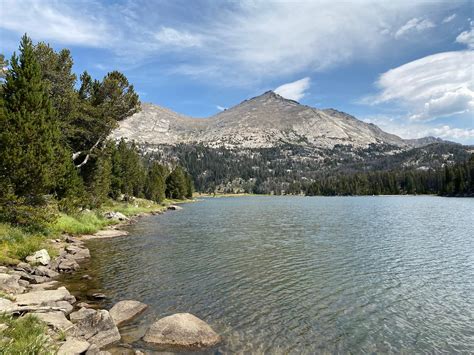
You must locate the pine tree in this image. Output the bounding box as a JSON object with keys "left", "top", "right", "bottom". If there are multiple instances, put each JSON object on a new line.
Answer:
{"left": 0, "top": 34, "right": 64, "bottom": 197}
{"left": 166, "top": 166, "right": 187, "bottom": 199}
{"left": 144, "top": 162, "right": 167, "bottom": 203}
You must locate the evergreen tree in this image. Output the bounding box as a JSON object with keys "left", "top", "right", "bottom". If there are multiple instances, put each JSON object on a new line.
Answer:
{"left": 166, "top": 166, "right": 187, "bottom": 199}
{"left": 144, "top": 162, "right": 167, "bottom": 203}
{"left": 0, "top": 34, "right": 65, "bottom": 197}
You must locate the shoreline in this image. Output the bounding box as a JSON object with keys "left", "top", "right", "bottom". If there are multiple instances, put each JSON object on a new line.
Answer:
{"left": 0, "top": 199, "right": 212, "bottom": 354}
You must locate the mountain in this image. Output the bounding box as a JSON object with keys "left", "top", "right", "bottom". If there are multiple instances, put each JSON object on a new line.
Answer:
{"left": 111, "top": 91, "right": 472, "bottom": 193}
{"left": 112, "top": 91, "right": 407, "bottom": 149}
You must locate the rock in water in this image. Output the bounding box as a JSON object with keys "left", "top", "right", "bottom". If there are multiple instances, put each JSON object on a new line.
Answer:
{"left": 26, "top": 249, "right": 51, "bottom": 265}
{"left": 14, "top": 286, "right": 75, "bottom": 305}
{"left": 143, "top": 313, "right": 220, "bottom": 349}
{"left": 109, "top": 300, "right": 148, "bottom": 326}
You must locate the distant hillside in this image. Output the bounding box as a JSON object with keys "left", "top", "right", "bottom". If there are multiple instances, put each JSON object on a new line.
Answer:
{"left": 112, "top": 91, "right": 472, "bottom": 193}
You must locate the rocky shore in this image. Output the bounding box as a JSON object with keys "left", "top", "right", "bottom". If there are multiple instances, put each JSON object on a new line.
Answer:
{"left": 0, "top": 205, "right": 220, "bottom": 354}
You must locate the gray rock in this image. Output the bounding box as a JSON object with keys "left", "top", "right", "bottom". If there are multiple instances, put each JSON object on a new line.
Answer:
{"left": 103, "top": 211, "right": 129, "bottom": 221}
{"left": 91, "top": 293, "right": 107, "bottom": 300}
{"left": 0, "top": 298, "right": 14, "bottom": 313}
{"left": 42, "top": 300, "right": 74, "bottom": 315}
{"left": 15, "top": 262, "right": 33, "bottom": 273}
{"left": 15, "top": 286, "right": 75, "bottom": 306}
{"left": 70, "top": 308, "right": 121, "bottom": 349}
{"left": 18, "top": 279, "right": 30, "bottom": 288}
{"left": 34, "top": 311, "right": 75, "bottom": 332}
{"left": 34, "top": 265, "right": 59, "bottom": 278}
{"left": 28, "top": 280, "right": 59, "bottom": 291}
{"left": 58, "top": 257, "right": 80, "bottom": 272}
{"left": 85, "top": 344, "right": 112, "bottom": 355}
{"left": 143, "top": 313, "right": 221, "bottom": 349}
{"left": 167, "top": 205, "right": 183, "bottom": 211}
{"left": 66, "top": 245, "right": 91, "bottom": 260}
{"left": 58, "top": 337, "right": 90, "bottom": 355}
{"left": 0, "top": 266, "right": 8, "bottom": 273}
{"left": 76, "top": 302, "right": 91, "bottom": 308}
{"left": 25, "top": 249, "right": 51, "bottom": 265}
{"left": 0, "top": 273, "right": 24, "bottom": 294}
{"left": 109, "top": 300, "right": 148, "bottom": 326}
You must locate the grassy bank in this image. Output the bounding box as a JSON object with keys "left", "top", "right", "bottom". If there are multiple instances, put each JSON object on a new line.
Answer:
{"left": 0, "top": 197, "right": 187, "bottom": 266}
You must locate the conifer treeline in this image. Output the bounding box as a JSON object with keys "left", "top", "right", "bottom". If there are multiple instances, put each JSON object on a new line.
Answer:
{"left": 303, "top": 154, "right": 474, "bottom": 196}
{"left": 0, "top": 35, "right": 192, "bottom": 228}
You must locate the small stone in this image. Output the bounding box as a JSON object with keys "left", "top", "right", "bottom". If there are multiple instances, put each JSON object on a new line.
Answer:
{"left": 76, "top": 302, "right": 91, "bottom": 308}
{"left": 82, "top": 274, "right": 93, "bottom": 280}
{"left": 167, "top": 205, "right": 183, "bottom": 211}
{"left": 58, "top": 258, "right": 80, "bottom": 272}
{"left": 34, "top": 265, "right": 59, "bottom": 278}
{"left": 91, "top": 293, "right": 107, "bottom": 300}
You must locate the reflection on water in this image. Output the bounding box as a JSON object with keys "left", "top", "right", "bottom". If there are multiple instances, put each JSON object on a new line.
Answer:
{"left": 61, "top": 196, "right": 474, "bottom": 353}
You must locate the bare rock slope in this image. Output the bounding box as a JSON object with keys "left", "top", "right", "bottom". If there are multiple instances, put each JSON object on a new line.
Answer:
{"left": 112, "top": 91, "right": 407, "bottom": 149}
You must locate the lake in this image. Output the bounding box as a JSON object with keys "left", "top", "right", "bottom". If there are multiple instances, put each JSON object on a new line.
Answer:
{"left": 62, "top": 196, "right": 474, "bottom": 353}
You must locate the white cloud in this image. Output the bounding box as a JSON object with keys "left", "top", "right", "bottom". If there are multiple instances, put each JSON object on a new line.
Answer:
{"left": 363, "top": 115, "right": 474, "bottom": 142}
{"left": 216, "top": 105, "right": 226, "bottom": 111}
{"left": 442, "top": 14, "right": 457, "bottom": 23}
{"left": 0, "top": 0, "right": 110, "bottom": 46}
{"left": 274, "top": 77, "right": 311, "bottom": 101}
{"left": 456, "top": 27, "right": 474, "bottom": 48}
{"left": 154, "top": 27, "right": 203, "bottom": 48}
{"left": 366, "top": 51, "right": 474, "bottom": 121}
{"left": 394, "top": 17, "right": 435, "bottom": 39}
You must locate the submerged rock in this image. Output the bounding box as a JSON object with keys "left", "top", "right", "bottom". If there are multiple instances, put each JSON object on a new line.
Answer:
{"left": 26, "top": 249, "right": 51, "bottom": 266}
{"left": 109, "top": 300, "right": 148, "bottom": 326}
{"left": 143, "top": 313, "right": 220, "bottom": 349}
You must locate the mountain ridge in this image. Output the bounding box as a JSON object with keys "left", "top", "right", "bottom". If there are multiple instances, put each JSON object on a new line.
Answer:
{"left": 112, "top": 90, "right": 435, "bottom": 149}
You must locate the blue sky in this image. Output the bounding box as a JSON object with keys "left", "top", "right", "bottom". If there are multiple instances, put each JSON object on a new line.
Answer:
{"left": 1, "top": 0, "right": 473, "bottom": 143}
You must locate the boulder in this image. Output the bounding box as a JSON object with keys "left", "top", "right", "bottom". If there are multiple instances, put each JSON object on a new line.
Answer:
{"left": 34, "top": 265, "right": 59, "bottom": 278}
{"left": 42, "top": 300, "right": 74, "bottom": 315}
{"left": 34, "top": 311, "right": 75, "bottom": 332}
{"left": 26, "top": 249, "right": 50, "bottom": 265}
{"left": 28, "top": 280, "right": 59, "bottom": 291}
{"left": 0, "top": 266, "right": 9, "bottom": 273}
{"left": 167, "top": 205, "right": 183, "bottom": 211}
{"left": 0, "top": 273, "right": 24, "bottom": 294}
{"left": 15, "top": 262, "right": 33, "bottom": 273}
{"left": 143, "top": 313, "right": 220, "bottom": 349}
{"left": 70, "top": 308, "right": 121, "bottom": 349}
{"left": 58, "top": 337, "right": 90, "bottom": 355}
{"left": 103, "top": 211, "right": 129, "bottom": 221}
{"left": 15, "top": 286, "right": 75, "bottom": 306}
{"left": 109, "top": 300, "right": 148, "bottom": 326}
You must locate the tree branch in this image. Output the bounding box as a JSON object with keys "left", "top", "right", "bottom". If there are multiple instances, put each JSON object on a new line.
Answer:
{"left": 73, "top": 136, "right": 103, "bottom": 168}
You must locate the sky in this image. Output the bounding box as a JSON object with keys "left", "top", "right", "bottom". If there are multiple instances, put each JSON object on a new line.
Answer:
{"left": 0, "top": 0, "right": 473, "bottom": 144}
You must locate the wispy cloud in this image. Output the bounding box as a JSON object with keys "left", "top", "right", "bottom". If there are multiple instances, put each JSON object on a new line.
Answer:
{"left": 153, "top": 27, "right": 203, "bottom": 48}
{"left": 394, "top": 18, "right": 435, "bottom": 39}
{"left": 216, "top": 105, "right": 226, "bottom": 111}
{"left": 0, "top": 0, "right": 111, "bottom": 46}
{"left": 274, "top": 78, "right": 311, "bottom": 101}
{"left": 442, "top": 14, "right": 457, "bottom": 23}
{"left": 363, "top": 50, "right": 474, "bottom": 121}
{"left": 456, "top": 26, "right": 474, "bottom": 48}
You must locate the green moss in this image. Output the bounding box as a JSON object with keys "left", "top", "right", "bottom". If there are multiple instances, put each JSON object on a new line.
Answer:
{"left": 0, "top": 314, "right": 56, "bottom": 354}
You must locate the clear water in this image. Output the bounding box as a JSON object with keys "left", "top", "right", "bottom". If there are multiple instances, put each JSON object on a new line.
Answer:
{"left": 63, "top": 196, "right": 474, "bottom": 354}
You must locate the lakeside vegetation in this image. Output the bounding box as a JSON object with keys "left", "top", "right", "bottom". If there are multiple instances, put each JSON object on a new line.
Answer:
{"left": 0, "top": 35, "right": 194, "bottom": 265}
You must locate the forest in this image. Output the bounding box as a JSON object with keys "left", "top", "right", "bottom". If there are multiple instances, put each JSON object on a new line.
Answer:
{"left": 0, "top": 35, "right": 193, "bottom": 232}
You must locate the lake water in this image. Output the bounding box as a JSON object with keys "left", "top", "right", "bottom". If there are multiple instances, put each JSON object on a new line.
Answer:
{"left": 63, "top": 196, "right": 474, "bottom": 354}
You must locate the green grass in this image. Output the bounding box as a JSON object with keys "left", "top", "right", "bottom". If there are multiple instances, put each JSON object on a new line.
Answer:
{"left": 0, "top": 314, "right": 56, "bottom": 354}
{"left": 52, "top": 211, "right": 114, "bottom": 235}
{"left": 0, "top": 224, "right": 56, "bottom": 266}
{"left": 100, "top": 198, "right": 169, "bottom": 216}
